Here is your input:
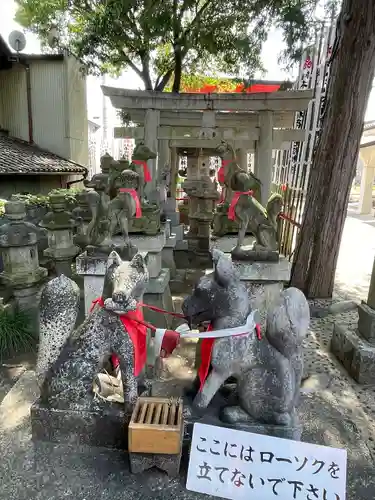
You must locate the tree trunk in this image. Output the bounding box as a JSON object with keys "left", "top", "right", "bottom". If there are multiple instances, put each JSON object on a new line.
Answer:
{"left": 172, "top": 44, "right": 183, "bottom": 93}
{"left": 290, "top": 0, "right": 375, "bottom": 298}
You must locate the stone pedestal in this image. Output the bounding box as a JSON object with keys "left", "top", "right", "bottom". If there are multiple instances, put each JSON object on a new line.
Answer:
{"left": 162, "top": 221, "right": 177, "bottom": 278}
{"left": 231, "top": 257, "right": 292, "bottom": 317}
{"left": 123, "top": 231, "right": 174, "bottom": 329}
{"left": 211, "top": 235, "right": 254, "bottom": 254}
{"left": 76, "top": 252, "right": 110, "bottom": 315}
{"left": 331, "top": 255, "right": 375, "bottom": 384}
{"left": 31, "top": 399, "right": 130, "bottom": 449}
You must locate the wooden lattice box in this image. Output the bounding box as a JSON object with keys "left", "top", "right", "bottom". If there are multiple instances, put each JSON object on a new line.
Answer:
{"left": 129, "top": 397, "right": 184, "bottom": 455}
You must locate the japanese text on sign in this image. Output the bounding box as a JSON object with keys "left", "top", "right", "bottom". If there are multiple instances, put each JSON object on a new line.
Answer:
{"left": 186, "top": 423, "right": 347, "bottom": 500}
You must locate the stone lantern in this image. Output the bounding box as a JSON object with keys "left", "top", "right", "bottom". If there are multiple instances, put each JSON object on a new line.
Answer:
{"left": 0, "top": 200, "right": 47, "bottom": 317}
{"left": 71, "top": 190, "right": 92, "bottom": 249}
{"left": 40, "top": 194, "right": 80, "bottom": 277}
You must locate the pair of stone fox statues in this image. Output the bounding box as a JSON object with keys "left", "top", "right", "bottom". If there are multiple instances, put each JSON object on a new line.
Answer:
{"left": 37, "top": 249, "right": 309, "bottom": 431}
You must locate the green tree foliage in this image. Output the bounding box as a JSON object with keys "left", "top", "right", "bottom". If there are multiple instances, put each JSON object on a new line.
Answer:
{"left": 15, "top": 0, "right": 317, "bottom": 91}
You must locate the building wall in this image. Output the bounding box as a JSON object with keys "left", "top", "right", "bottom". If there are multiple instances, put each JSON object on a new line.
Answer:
{"left": 64, "top": 53, "right": 89, "bottom": 166}
{"left": 0, "top": 65, "right": 29, "bottom": 141}
{"left": 30, "top": 60, "right": 67, "bottom": 158}
{"left": 0, "top": 55, "right": 89, "bottom": 166}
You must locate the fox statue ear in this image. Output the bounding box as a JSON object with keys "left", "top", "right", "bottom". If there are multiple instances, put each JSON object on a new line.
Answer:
{"left": 106, "top": 251, "right": 122, "bottom": 270}
{"left": 211, "top": 248, "right": 239, "bottom": 287}
{"left": 130, "top": 252, "right": 147, "bottom": 273}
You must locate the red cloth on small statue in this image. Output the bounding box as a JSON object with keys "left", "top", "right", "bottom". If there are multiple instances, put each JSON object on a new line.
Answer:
{"left": 160, "top": 330, "right": 180, "bottom": 357}
{"left": 132, "top": 159, "right": 152, "bottom": 182}
{"left": 90, "top": 298, "right": 147, "bottom": 377}
{"left": 217, "top": 166, "right": 225, "bottom": 184}
{"left": 198, "top": 325, "right": 215, "bottom": 391}
{"left": 119, "top": 188, "right": 142, "bottom": 218}
{"left": 228, "top": 190, "right": 253, "bottom": 221}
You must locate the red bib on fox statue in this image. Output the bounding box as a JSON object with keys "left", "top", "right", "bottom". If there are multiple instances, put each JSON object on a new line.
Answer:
{"left": 90, "top": 298, "right": 147, "bottom": 377}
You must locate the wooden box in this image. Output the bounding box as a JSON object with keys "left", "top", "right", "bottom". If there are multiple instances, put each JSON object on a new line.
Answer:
{"left": 128, "top": 397, "right": 183, "bottom": 455}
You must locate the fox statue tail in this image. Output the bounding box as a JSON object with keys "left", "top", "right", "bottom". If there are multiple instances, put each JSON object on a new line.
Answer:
{"left": 37, "top": 275, "right": 80, "bottom": 387}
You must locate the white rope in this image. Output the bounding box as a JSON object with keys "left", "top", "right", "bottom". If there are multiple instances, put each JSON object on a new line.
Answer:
{"left": 153, "top": 311, "right": 259, "bottom": 363}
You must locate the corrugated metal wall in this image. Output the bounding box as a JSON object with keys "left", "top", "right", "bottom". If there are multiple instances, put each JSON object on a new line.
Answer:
{"left": 0, "top": 65, "right": 29, "bottom": 141}
{"left": 65, "top": 54, "right": 89, "bottom": 166}
{"left": 0, "top": 57, "right": 88, "bottom": 167}
{"left": 30, "top": 60, "right": 68, "bottom": 158}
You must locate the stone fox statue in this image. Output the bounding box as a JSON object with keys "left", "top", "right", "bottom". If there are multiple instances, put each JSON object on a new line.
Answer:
{"left": 235, "top": 192, "right": 283, "bottom": 252}
{"left": 181, "top": 249, "right": 310, "bottom": 429}
{"left": 37, "top": 251, "right": 149, "bottom": 411}
{"left": 215, "top": 140, "right": 262, "bottom": 203}
{"left": 131, "top": 142, "right": 157, "bottom": 204}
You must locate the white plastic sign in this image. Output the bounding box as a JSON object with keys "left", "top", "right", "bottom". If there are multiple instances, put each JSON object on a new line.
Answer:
{"left": 186, "top": 423, "right": 347, "bottom": 500}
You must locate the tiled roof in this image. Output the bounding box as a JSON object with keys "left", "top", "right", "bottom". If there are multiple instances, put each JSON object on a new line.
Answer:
{"left": 0, "top": 134, "right": 87, "bottom": 175}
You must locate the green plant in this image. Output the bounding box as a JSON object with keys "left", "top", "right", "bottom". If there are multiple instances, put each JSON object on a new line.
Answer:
{"left": 0, "top": 308, "right": 37, "bottom": 359}
{"left": 49, "top": 187, "right": 83, "bottom": 204}
{"left": 11, "top": 193, "right": 50, "bottom": 208}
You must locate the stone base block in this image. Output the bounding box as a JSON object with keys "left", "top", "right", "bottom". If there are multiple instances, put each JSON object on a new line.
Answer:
{"left": 175, "top": 240, "right": 188, "bottom": 251}
{"left": 114, "top": 231, "right": 166, "bottom": 254}
{"left": 162, "top": 247, "right": 176, "bottom": 278}
{"left": 230, "top": 258, "right": 291, "bottom": 318}
{"left": 358, "top": 301, "right": 375, "bottom": 343}
{"left": 210, "top": 235, "right": 254, "bottom": 254}
{"left": 331, "top": 322, "right": 375, "bottom": 384}
{"left": 231, "top": 247, "right": 279, "bottom": 262}
{"left": 166, "top": 212, "right": 180, "bottom": 227}
{"left": 31, "top": 398, "right": 130, "bottom": 449}
{"left": 172, "top": 224, "right": 184, "bottom": 242}
{"left": 129, "top": 448, "right": 182, "bottom": 477}
{"left": 144, "top": 269, "right": 174, "bottom": 328}
{"left": 231, "top": 257, "right": 291, "bottom": 281}
{"left": 183, "top": 413, "right": 302, "bottom": 442}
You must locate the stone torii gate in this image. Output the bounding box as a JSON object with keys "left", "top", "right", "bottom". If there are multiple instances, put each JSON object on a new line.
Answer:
{"left": 102, "top": 88, "right": 313, "bottom": 204}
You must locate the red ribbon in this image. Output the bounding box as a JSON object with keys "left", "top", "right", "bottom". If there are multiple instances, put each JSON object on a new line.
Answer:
{"left": 221, "top": 158, "right": 237, "bottom": 168}
{"left": 217, "top": 166, "right": 225, "bottom": 184}
{"left": 228, "top": 190, "right": 253, "bottom": 220}
{"left": 132, "top": 159, "right": 152, "bottom": 182}
{"left": 279, "top": 212, "right": 301, "bottom": 229}
{"left": 119, "top": 188, "right": 142, "bottom": 218}
{"left": 90, "top": 298, "right": 147, "bottom": 376}
{"left": 90, "top": 299, "right": 261, "bottom": 390}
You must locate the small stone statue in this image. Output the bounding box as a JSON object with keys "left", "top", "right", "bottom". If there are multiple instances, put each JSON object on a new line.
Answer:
{"left": 130, "top": 142, "right": 157, "bottom": 204}
{"left": 215, "top": 141, "right": 262, "bottom": 204}
{"left": 181, "top": 249, "right": 310, "bottom": 438}
{"left": 108, "top": 168, "right": 141, "bottom": 250}
{"left": 38, "top": 251, "right": 149, "bottom": 411}
{"left": 231, "top": 193, "right": 283, "bottom": 261}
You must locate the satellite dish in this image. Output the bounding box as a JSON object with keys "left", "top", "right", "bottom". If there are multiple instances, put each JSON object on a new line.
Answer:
{"left": 8, "top": 31, "right": 27, "bottom": 53}
{"left": 47, "top": 26, "right": 60, "bottom": 48}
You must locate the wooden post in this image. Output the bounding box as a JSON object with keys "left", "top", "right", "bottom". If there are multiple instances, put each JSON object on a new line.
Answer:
{"left": 255, "top": 111, "right": 273, "bottom": 205}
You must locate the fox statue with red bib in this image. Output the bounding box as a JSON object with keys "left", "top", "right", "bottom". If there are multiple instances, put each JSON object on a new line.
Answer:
{"left": 181, "top": 249, "right": 310, "bottom": 439}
